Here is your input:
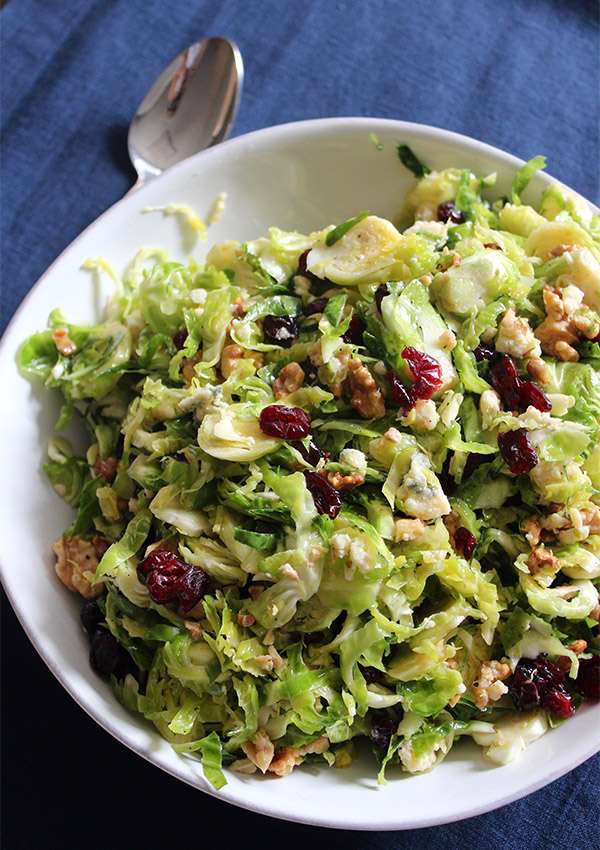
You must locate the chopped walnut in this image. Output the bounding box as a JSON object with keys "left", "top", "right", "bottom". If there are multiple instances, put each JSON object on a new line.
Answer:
{"left": 589, "top": 604, "right": 600, "bottom": 623}
{"left": 220, "top": 343, "right": 263, "bottom": 379}
{"left": 495, "top": 307, "right": 542, "bottom": 359}
{"left": 237, "top": 612, "right": 256, "bottom": 627}
{"left": 183, "top": 620, "right": 203, "bottom": 640}
{"left": 521, "top": 515, "right": 542, "bottom": 547}
{"left": 52, "top": 536, "right": 106, "bottom": 599}
{"left": 568, "top": 639, "right": 588, "bottom": 654}
{"left": 92, "top": 455, "right": 118, "bottom": 482}
{"left": 263, "top": 628, "right": 275, "bottom": 646}
{"left": 523, "top": 504, "right": 600, "bottom": 547}
{"left": 52, "top": 328, "right": 77, "bottom": 356}
{"left": 549, "top": 244, "right": 576, "bottom": 258}
{"left": 268, "top": 737, "right": 329, "bottom": 777}
{"left": 343, "top": 358, "right": 385, "bottom": 419}
{"left": 326, "top": 470, "right": 364, "bottom": 489}
{"left": 393, "top": 518, "right": 425, "bottom": 542}
{"left": 526, "top": 357, "right": 551, "bottom": 386}
{"left": 273, "top": 362, "right": 305, "bottom": 399}
{"left": 253, "top": 655, "right": 275, "bottom": 673}
{"left": 182, "top": 352, "right": 202, "bottom": 384}
{"left": 241, "top": 730, "right": 275, "bottom": 774}
{"left": 472, "top": 660, "right": 511, "bottom": 710}
{"left": 231, "top": 297, "right": 246, "bottom": 318}
{"left": 268, "top": 644, "right": 285, "bottom": 671}
{"left": 535, "top": 285, "right": 600, "bottom": 362}
{"left": 527, "top": 547, "right": 559, "bottom": 575}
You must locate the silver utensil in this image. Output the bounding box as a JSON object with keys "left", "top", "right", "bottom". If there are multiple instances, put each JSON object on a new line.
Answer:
{"left": 127, "top": 36, "right": 243, "bottom": 190}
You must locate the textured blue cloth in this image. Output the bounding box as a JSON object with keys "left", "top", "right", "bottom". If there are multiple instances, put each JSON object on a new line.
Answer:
{"left": 1, "top": 0, "right": 599, "bottom": 847}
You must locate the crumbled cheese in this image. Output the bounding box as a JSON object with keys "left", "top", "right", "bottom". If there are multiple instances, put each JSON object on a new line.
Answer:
{"left": 331, "top": 533, "right": 351, "bottom": 560}
{"left": 480, "top": 389, "right": 501, "bottom": 430}
{"left": 339, "top": 448, "right": 367, "bottom": 475}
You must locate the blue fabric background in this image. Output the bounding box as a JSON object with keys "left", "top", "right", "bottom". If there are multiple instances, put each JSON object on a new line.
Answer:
{"left": 1, "top": 1, "right": 599, "bottom": 847}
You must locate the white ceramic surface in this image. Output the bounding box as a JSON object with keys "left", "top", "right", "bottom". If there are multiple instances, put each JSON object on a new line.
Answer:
{"left": 1, "top": 118, "right": 598, "bottom": 831}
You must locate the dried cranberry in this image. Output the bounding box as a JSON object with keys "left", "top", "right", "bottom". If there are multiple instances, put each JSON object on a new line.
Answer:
{"left": 302, "top": 630, "right": 325, "bottom": 645}
{"left": 80, "top": 600, "right": 104, "bottom": 637}
{"left": 518, "top": 380, "right": 552, "bottom": 413}
{"left": 137, "top": 549, "right": 186, "bottom": 584}
{"left": 303, "top": 296, "right": 329, "bottom": 316}
{"left": 507, "top": 656, "right": 574, "bottom": 717}
{"left": 172, "top": 329, "right": 187, "bottom": 350}
{"left": 473, "top": 343, "right": 494, "bottom": 362}
{"left": 490, "top": 353, "right": 522, "bottom": 410}
{"left": 262, "top": 315, "right": 299, "bottom": 348}
{"left": 454, "top": 527, "right": 477, "bottom": 559}
{"left": 402, "top": 346, "right": 442, "bottom": 401}
{"left": 574, "top": 656, "right": 600, "bottom": 701}
{"left": 361, "top": 665, "right": 385, "bottom": 685}
{"left": 498, "top": 428, "right": 538, "bottom": 474}
{"left": 300, "top": 359, "right": 319, "bottom": 384}
{"left": 489, "top": 352, "right": 550, "bottom": 413}
{"left": 374, "top": 284, "right": 390, "bottom": 313}
{"left": 297, "top": 250, "right": 310, "bottom": 276}
{"left": 543, "top": 686, "right": 575, "bottom": 719}
{"left": 259, "top": 404, "right": 311, "bottom": 440}
{"left": 369, "top": 713, "right": 397, "bottom": 751}
{"left": 387, "top": 369, "right": 413, "bottom": 411}
{"left": 304, "top": 471, "right": 342, "bottom": 518}
{"left": 177, "top": 567, "right": 212, "bottom": 613}
{"left": 90, "top": 629, "right": 123, "bottom": 678}
{"left": 294, "top": 439, "right": 327, "bottom": 466}
{"left": 342, "top": 314, "right": 366, "bottom": 345}
{"left": 146, "top": 563, "right": 187, "bottom": 604}
{"left": 437, "top": 202, "right": 465, "bottom": 224}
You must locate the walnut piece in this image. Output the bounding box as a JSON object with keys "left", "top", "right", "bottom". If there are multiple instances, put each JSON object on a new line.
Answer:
{"left": 52, "top": 328, "right": 77, "bottom": 356}
{"left": 92, "top": 455, "right": 118, "bottom": 482}
{"left": 535, "top": 285, "right": 600, "bottom": 362}
{"left": 52, "top": 536, "right": 106, "bottom": 599}
{"left": 343, "top": 358, "right": 385, "bottom": 419}
{"left": 326, "top": 470, "right": 364, "bottom": 490}
{"left": 220, "top": 343, "right": 263, "bottom": 379}
{"left": 526, "top": 357, "right": 551, "bottom": 386}
{"left": 527, "top": 547, "right": 559, "bottom": 575}
{"left": 273, "top": 362, "right": 305, "bottom": 399}
{"left": 472, "top": 660, "right": 511, "bottom": 710}
{"left": 241, "top": 730, "right": 275, "bottom": 774}
{"left": 268, "top": 737, "right": 329, "bottom": 777}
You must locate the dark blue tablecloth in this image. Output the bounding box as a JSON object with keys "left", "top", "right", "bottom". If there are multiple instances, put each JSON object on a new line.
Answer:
{"left": 1, "top": 1, "right": 599, "bottom": 847}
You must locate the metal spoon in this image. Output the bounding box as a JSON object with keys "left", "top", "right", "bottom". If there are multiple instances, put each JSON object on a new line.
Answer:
{"left": 127, "top": 36, "right": 243, "bottom": 190}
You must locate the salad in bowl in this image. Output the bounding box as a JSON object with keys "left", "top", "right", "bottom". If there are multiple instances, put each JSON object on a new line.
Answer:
{"left": 18, "top": 148, "right": 600, "bottom": 789}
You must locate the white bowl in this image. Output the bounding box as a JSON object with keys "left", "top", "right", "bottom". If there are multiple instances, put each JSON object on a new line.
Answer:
{"left": 1, "top": 118, "right": 598, "bottom": 831}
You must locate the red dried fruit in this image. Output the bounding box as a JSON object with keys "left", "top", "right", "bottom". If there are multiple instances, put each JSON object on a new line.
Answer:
{"left": 259, "top": 405, "right": 311, "bottom": 440}
{"left": 490, "top": 353, "right": 522, "bottom": 410}
{"left": 507, "top": 656, "right": 574, "bottom": 717}
{"left": 574, "top": 656, "right": 600, "bottom": 701}
{"left": 177, "top": 567, "right": 212, "bottom": 613}
{"left": 473, "top": 343, "right": 494, "bottom": 362}
{"left": 172, "top": 329, "right": 188, "bottom": 350}
{"left": 489, "top": 352, "right": 551, "bottom": 413}
{"left": 437, "top": 202, "right": 465, "bottom": 224}
{"left": 304, "top": 471, "right": 342, "bottom": 518}
{"left": 137, "top": 549, "right": 186, "bottom": 583}
{"left": 517, "top": 380, "right": 552, "bottom": 413}
{"left": 293, "top": 439, "right": 328, "bottom": 466}
{"left": 387, "top": 369, "right": 413, "bottom": 411}
{"left": 498, "top": 428, "right": 538, "bottom": 474}
{"left": 402, "top": 346, "right": 442, "bottom": 401}
{"left": 374, "top": 284, "right": 390, "bottom": 313}
{"left": 262, "top": 315, "right": 299, "bottom": 347}
{"left": 369, "top": 713, "right": 398, "bottom": 751}
{"left": 146, "top": 563, "right": 187, "bottom": 604}
{"left": 303, "top": 296, "right": 329, "bottom": 316}
{"left": 543, "top": 686, "right": 575, "bottom": 719}
{"left": 454, "top": 527, "right": 477, "bottom": 559}
{"left": 342, "top": 314, "right": 366, "bottom": 345}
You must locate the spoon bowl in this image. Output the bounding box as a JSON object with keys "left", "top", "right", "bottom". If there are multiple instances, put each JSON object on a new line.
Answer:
{"left": 127, "top": 36, "right": 243, "bottom": 186}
